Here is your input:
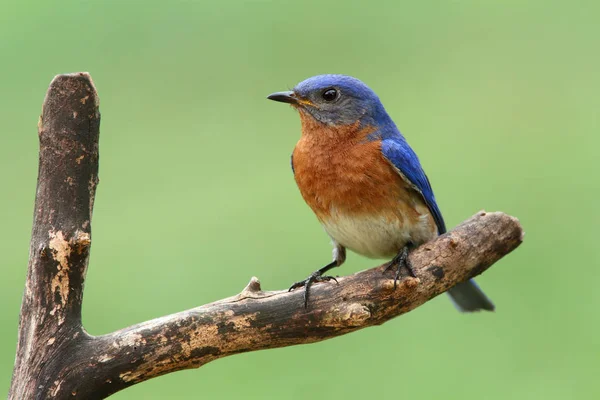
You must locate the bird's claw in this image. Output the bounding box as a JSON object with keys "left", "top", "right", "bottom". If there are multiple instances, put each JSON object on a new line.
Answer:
{"left": 383, "top": 246, "right": 415, "bottom": 289}
{"left": 289, "top": 271, "right": 338, "bottom": 308}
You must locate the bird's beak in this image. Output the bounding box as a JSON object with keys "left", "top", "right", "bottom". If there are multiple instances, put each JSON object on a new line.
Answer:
{"left": 267, "top": 91, "right": 316, "bottom": 107}
{"left": 267, "top": 91, "right": 298, "bottom": 105}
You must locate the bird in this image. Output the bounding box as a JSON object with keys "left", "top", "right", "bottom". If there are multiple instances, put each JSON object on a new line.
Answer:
{"left": 267, "top": 74, "right": 494, "bottom": 312}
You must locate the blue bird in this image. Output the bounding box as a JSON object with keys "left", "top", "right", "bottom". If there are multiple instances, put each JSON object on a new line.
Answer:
{"left": 268, "top": 74, "right": 494, "bottom": 311}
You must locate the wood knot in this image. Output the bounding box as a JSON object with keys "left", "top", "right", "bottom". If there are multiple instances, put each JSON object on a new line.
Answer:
{"left": 74, "top": 231, "right": 91, "bottom": 254}
{"left": 403, "top": 277, "right": 420, "bottom": 289}
{"left": 323, "top": 303, "right": 371, "bottom": 327}
{"left": 382, "top": 277, "right": 420, "bottom": 291}
{"left": 239, "top": 277, "right": 262, "bottom": 297}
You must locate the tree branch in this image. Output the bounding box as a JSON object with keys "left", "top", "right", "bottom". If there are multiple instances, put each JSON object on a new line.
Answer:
{"left": 9, "top": 73, "right": 523, "bottom": 400}
{"left": 9, "top": 72, "right": 99, "bottom": 399}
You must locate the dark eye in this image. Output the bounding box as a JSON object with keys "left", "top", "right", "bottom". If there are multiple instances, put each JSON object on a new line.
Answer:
{"left": 321, "top": 88, "right": 338, "bottom": 102}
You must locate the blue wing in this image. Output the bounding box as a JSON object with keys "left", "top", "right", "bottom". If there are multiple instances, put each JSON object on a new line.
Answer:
{"left": 380, "top": 138, "right": 446, "bottom": 235}
{"left": 382, "top": 137, "right": 495, "bottom": 312}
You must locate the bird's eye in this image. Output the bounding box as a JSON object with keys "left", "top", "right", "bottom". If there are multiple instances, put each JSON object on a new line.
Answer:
{"left": 321, "top": 88, "right": 338, "bottom": 102}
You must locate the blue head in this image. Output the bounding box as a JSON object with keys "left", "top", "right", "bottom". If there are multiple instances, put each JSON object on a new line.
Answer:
{"left": 268, "top": 74, "right": 393, "bottom": 128}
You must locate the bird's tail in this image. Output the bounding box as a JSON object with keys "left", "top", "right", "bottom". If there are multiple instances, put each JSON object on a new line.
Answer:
{"left": 447, "top": 279, "right": 495, "bottom": 312}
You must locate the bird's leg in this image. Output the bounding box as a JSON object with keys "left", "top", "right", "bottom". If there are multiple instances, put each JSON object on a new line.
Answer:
{"left": 384, "top": 243, "right": 416, "bottom": 289}
{"left": 289, "top": 244, "right": 345, "bottom": 308}
{"left": 288, "top": 262, "right": 338, "bottom": 307}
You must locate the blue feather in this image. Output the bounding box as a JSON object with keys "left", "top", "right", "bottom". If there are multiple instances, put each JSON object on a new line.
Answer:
{"left": 290, "top": 153, "right": 294, "bottom": 174}
{"left": 380, "top": 137, "right": 494, "bottom": 311}
{"left": 380, "top": 137, "right": 446, "bottom": 235}
{"left": 277, "top": 74, "right": 495, "bottom": 312}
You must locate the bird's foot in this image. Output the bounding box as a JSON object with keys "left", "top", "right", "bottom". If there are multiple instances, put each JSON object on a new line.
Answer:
{"left": 289, "top": 264, "right": 338, "bottom": 308}
{"left": 383, "top": 246, "right": 416, "bottom": 289}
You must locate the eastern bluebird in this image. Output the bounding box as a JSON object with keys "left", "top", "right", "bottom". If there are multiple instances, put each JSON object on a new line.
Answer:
{"left": 267, "top": 74, "right": 494, "bottom": 312}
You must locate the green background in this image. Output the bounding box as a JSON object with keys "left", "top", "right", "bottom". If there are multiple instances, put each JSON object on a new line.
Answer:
{"left": 1, "top": 0, "right": 598, "bottom": 398}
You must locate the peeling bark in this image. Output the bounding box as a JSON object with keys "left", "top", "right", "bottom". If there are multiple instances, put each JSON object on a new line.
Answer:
{"left": 9, "top": 72, "right": 99, "bottom": 399}
{"left": 8, "top": 73, "right": 524, "bottom": 399}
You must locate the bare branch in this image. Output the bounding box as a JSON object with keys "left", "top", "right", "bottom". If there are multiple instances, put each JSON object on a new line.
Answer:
{"left": 9, "top": 73, "right": 523, "bottom": 400}
{"left": 87, "top": 210, "right": 522, "bottom": 394}
{"left": 9, "top": 72, "right": 99, "bottom": 399}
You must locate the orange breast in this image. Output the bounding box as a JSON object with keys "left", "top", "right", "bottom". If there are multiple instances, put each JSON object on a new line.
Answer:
{"left": 291, "top": 111, "right": 437, "bottom": 256}
{"left": 292, "top": 117, "right": 420, "bottom": 221}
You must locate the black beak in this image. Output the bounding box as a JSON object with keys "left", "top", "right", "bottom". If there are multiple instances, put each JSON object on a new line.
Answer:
{"left": 267, "top": 91, "right": 297, "bottom": 104}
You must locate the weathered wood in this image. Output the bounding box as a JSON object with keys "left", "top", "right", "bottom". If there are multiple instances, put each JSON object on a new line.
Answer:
{"left": 9, "top": 73, "right": 523, "bottom": 399}
{"left": 9, "top": 73, "right": 99, "bottom": 399}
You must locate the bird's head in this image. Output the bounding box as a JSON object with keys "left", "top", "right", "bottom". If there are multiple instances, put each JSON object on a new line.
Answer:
{"left": 267, "top": 75, "right": 389, "bottom": 128}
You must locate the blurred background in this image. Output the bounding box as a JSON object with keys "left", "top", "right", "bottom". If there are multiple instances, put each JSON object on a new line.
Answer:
{"left": 1, "top": 0, "right": 598, "bottom": 398}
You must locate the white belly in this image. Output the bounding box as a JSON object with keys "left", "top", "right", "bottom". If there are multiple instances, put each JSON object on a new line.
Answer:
{"left": 321, "top": 210, "right": 436, "bottom": 259}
